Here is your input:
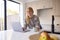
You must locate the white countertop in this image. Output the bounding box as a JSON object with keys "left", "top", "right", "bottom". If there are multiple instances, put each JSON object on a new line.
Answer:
{"left": 0, "top": 30, "right": 39, "bottom": 40}
{"left": 0, "top": 30, "right": 60, "bottom": 40}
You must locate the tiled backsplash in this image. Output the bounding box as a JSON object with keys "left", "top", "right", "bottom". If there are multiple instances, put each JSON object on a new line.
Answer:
{"left": 41, "top": 24, "right": 60, "bottom": 32}
{"left": 55, "top": 25, "right": 60, "bottom": 32}
{"left": 41, "top": 24, "right": 52, "bottom": 31}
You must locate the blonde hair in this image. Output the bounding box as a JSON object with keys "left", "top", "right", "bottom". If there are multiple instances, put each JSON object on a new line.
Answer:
{"left": 28, "top": 7, "right": 34, "bottom": 13}
{"left": 26, "top": 7, "right": 34, "bottom": 24}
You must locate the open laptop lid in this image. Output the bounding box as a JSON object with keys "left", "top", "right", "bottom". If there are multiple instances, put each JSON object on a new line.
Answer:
{"left": 12, "top": 22, "right": 23, "bottom": 32}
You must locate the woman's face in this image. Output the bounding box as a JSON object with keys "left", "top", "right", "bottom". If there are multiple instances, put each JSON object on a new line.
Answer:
{"left": 26, "top": 9, "right": 33, "bottom": 18}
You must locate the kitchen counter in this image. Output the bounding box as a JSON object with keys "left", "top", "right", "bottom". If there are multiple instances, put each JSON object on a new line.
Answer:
{"left": 0, "top": 30, "right": 60, "bottom": 40}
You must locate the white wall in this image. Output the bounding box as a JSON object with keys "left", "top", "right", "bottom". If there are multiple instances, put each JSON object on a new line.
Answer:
{"left": 37, "top": 8, "right": 52, "bottom": 24}
{"left": 26, "top": 0, "right": 53, "bottom": 15}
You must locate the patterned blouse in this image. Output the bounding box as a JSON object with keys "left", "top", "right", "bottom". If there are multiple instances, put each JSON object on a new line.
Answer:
{"left": 24, "top": 15, "right": 42, "bottom": 29}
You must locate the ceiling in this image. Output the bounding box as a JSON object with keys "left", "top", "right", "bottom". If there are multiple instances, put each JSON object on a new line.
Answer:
{"left": 13, "top": 0, "right": 39, "bottom": 3}
{"left": 23, "top": 0, "right": 39, "bottom": 2}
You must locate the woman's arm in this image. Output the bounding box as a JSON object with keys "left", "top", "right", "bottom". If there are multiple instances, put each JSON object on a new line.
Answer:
{"left": 35, "top": 16, "right": 42, "bottom": 31}
{"left": 35, "top": 16, "right": 40, "bottom": 27}
{"left": 22, "top": 20, "right": 27, "bottom": 31}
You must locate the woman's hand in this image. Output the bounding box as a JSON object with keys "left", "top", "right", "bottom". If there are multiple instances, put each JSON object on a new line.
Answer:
{"left": 36, "top": 27, "right": 40, "bottom": 32}
{"left": 34, "top": 27, "right": 40, "bottom": 32}
{"left": 22, "top": 27, "right": 27, "bottom": 31}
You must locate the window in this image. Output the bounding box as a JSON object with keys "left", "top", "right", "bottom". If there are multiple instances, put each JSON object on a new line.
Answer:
{"left": 0, "top": 0, "right": 24, "bottom": 31}
{"left": 0, "top": 0, "right": 4, "bottom": 31}
{"left": 7, "top": 0, "right": 20, "bottom": 30}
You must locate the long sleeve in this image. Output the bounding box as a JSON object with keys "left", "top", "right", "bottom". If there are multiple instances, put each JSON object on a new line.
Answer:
{"left": 34, "top": 16, "right": 42, "bottom": 29}
{"left": 22, "top": 20, "right": 27, "bottom": 31}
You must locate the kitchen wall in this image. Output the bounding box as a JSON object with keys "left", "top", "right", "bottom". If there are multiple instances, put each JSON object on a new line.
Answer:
{"left": 25, "top": 0, "right": 53, "bottom": 15}
{"left": 25, "top": 0, "right": 60, "bottom": 32}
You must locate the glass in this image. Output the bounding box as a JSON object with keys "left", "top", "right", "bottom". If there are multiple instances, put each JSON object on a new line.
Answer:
{"left": 7, "top": 1, "right": 20, "bottom": 30}
{"left": 0, "top": 0, "right": 4, "bottom": 31}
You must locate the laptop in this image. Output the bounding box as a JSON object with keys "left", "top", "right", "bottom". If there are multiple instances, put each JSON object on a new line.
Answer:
{"left": 12, "top": 22, "right": 23, "bottom": 32}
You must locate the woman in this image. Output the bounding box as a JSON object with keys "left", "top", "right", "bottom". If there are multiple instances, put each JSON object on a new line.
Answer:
{"left": 23, "top": 7, "right": 42, "bottom": 31}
